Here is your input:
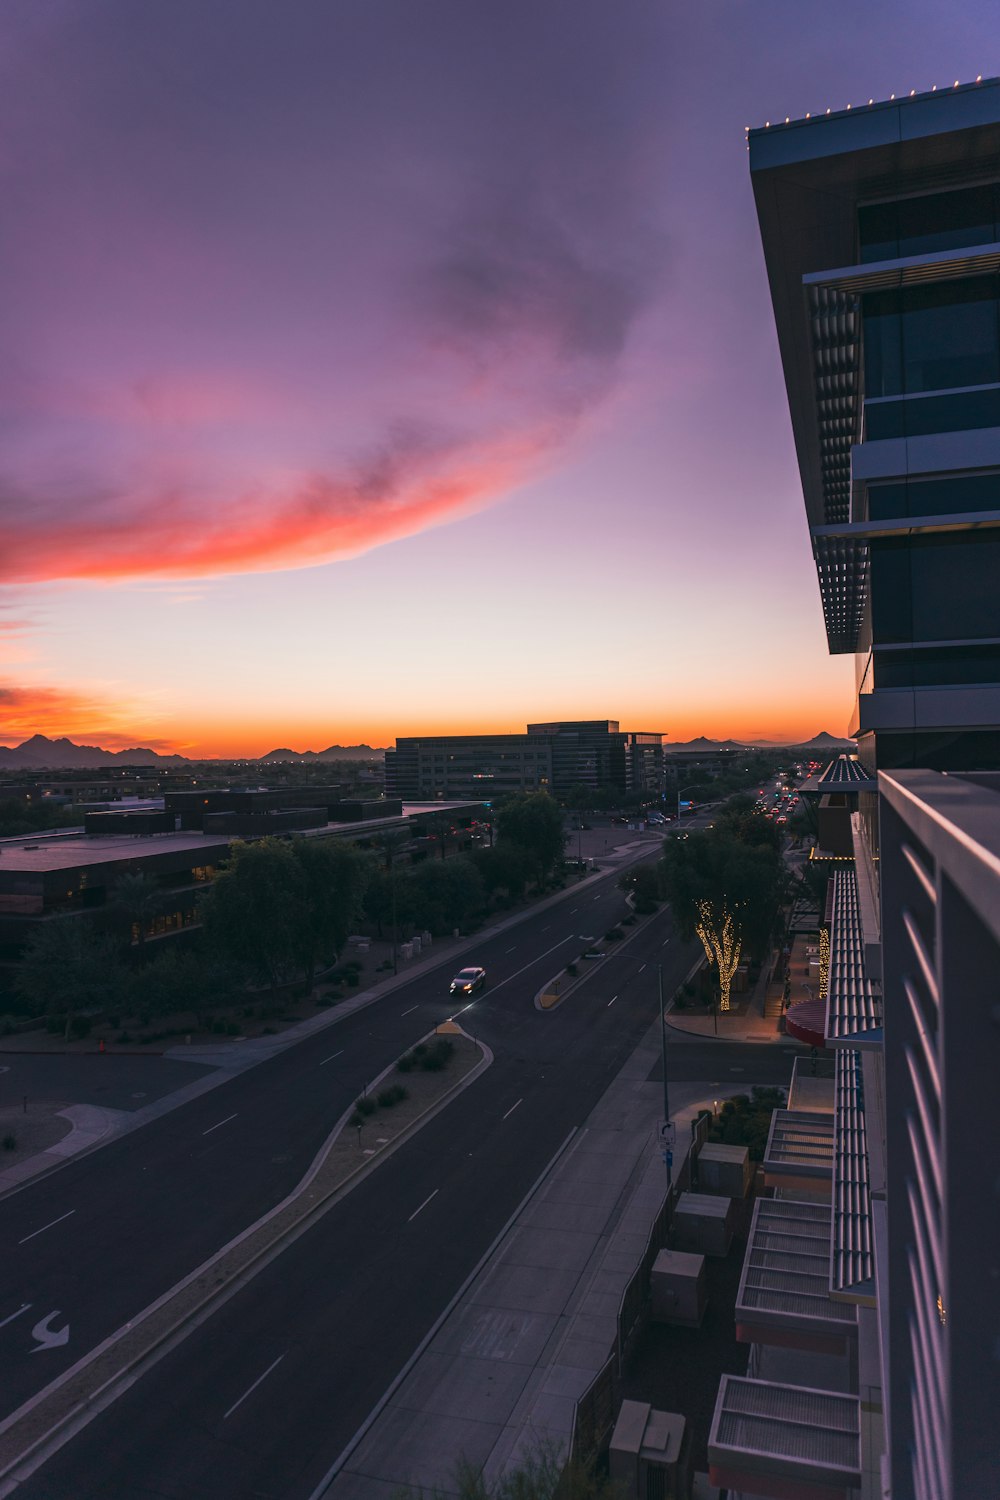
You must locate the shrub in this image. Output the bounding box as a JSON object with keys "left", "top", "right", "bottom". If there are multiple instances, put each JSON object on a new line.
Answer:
{"left": 315, "top": 996, "right": 332, "bottom": 1008}
{"left": 348, "top": 1111, "right": 364, "bottom": 1129}
{"left": 674, "top": 992, "right": 686, "bottom": 1009}
{"left": 116, "top": 1030, "right": 133, "bottom": 1044}
{"left": 565, "top": 962, "right": 578, "bottom": 976}
{"left": 3, "top": 1132, "right": 16, "bottom": 1151}
{"left": 397, "top": 1053, "right": 414, "bottom": 1073}
{"left": 377, "top": 1084, "right": 409, "bottom": 1109}
{"left": 70, "top": 1014, "right": 92, "bottom": 1039}
{"left": 355, "top": 1094, "right": 377, "bottom": 1116}
{"left": 420, "top": 1037, "right": 454, "bottom": 1072}
{"left": 605, "top": 927, "right": 624, "bottom": 941}
{"left": 346, "top": 973, "right": 360, "bottom": 987}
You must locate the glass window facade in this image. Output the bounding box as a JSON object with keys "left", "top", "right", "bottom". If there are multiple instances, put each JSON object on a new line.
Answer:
{"left": 858, "top": 183, "right": 1000, "bottom": 263}
{"left": 872, "top": 642, "right": 1000, "bottom": 688}
{"left": 869, "top": 530, "right": 1000, "bottom": 644}
{"left": 863, "top": 276, "right": 1000, "bottom": 397}
{"left": 866, "top": 472, "right": 1000, "bottom": 520}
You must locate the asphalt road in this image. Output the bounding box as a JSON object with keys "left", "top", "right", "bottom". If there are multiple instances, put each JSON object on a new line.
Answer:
{"left": 0, "top": 850, "right": 662, "bottom": 1420}
{"left": 0, "top": 1053, "right": 216, "bottom": 1113}
{"left": 2, "top": 816, "right": 793, "bottom": 1498}
{"left": 11, "top": 906, "right": 712, "bottom": 1500}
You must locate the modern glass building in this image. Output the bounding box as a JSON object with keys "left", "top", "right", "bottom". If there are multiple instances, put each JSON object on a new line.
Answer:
{"left": 733, "top": 79, "right": 1000, "bottom": 1500}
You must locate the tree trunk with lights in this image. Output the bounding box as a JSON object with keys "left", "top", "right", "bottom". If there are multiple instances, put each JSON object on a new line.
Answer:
{"left": 695, "top": 900, "right": 742, "bottom": 1013}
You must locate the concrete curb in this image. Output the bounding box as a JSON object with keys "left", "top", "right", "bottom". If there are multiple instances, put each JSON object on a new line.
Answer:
{"left": 0, "top": 1026, "right": 493, "bottom": 1491}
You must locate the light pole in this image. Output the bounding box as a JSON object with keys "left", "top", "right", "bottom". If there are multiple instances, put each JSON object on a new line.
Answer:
{"left": 676, "top": 783, "right": 701, "bottom": 823}
{"left": 658, "top": 964, "right": 672, "bottom": 1188}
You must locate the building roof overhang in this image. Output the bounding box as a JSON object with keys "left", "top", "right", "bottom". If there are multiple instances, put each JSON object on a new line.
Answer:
{"left": 749, "top": 78, "right": 1000, "bottom": 534}
{"left": 825, "top": 868, "right": 883, "bottom": 1047}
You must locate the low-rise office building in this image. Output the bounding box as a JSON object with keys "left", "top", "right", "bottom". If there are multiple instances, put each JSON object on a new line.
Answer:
{"left": 386, "top": 720, "right": 665, "bottom": 801}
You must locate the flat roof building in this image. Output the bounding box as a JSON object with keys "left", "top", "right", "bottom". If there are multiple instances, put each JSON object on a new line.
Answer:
{"left": 386, "top": 720, "right": 666, "bottom": 801}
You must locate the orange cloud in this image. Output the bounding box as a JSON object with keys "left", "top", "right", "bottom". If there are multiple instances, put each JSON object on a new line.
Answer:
{"left": 1, "top": 424, "right": 554, "bottom": 585}
{"left": 0, "top": 684, "right": 179, "bottom": 752}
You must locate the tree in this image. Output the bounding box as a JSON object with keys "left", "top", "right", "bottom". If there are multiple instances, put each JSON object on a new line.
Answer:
{"left": 15, "top": 920, "right": 126, "bottom": 1039}
{"left": 291, "top": 838, "right": 369, "bottom": 987}
{"left": 495, "top": 793, "right": 565, "bottom": 885}
{"left": 696, "top": 900, "right": 743, "bottom": 1013}
{"left": 659, "top": 827, "right": 785, "bottom": 1009}
{"left": 126, "top": 948, "right": 242, "bottom": 1022}
{"left": 618, "top": 861, "right": 659, "bottom": 911}
{"left": 408, "top": 857, "right": 484, "bottom": 934}
{"left": 113, "top": 870, "right": 163, "bottom": 948}
{"left": 471, "top": 843, "right": 531, "bottom": 902}
{"left": 201, "top": 838, "right": 307, "bottom": 995}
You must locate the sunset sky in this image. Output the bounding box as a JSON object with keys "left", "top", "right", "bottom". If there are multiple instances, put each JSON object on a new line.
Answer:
{"left": 2, "top": 1, "right": 996, "bottom": 758}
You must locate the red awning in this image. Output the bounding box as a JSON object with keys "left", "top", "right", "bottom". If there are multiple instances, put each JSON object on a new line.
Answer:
{"left": 785, "top": 996, "right": 827, "bottom": 1048}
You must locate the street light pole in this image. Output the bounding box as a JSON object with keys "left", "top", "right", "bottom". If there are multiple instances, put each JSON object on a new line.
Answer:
{"left": 658, "top": 963, "right": 672, "bottom": 1188}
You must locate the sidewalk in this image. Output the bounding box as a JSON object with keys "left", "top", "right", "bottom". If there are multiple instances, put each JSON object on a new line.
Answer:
{"left": 664, "top": 961, "right": 789, "bottom": 1045}
{"left": 319, "top": 1017, "right": 717, "bottom": 1500}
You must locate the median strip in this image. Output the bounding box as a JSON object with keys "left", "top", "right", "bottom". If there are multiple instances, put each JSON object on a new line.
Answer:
{"left": 0, "top": 1027, "right": 490, "bottom": 1487}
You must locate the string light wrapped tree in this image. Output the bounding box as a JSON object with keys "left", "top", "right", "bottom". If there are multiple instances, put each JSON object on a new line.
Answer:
{"left": 658, "top": 813, "right": 788, "bottom": 1016}
{"left": 695, "top": 898, "right": 744, "bottom": 1013}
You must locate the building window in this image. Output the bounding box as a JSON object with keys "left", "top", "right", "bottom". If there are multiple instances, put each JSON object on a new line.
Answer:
{"left": 863, "top": 276, "right": 1000, "bottom": 397}
{"left": 870, "top": 530, "right": 1000, "bottom": 644}
{"left": 859, "top": 183, "right": 1000, "bottom": 263}
{"left": 866, "top": 471, "right": 1000, "bottom": 521}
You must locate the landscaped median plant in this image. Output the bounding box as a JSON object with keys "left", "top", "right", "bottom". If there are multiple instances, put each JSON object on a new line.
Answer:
{"left": 348, "top": 1082, "right": 410, "bottom": 1128}
{"left": 397, "top": 1037, "right": 455, "bottom": 1073}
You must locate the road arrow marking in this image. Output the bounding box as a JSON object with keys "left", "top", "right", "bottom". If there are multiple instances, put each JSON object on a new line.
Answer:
{"left": 30, "top": 1311, "right": 69, "bottom": 1352}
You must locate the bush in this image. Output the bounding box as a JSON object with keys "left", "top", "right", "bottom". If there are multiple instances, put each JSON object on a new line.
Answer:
{"left": 674, "top": 992, "right": 686, "bottom": 1009}
{"left": 3, "top": 1132, "right": 16, "bottom": 1151}
{"left": 355, "top": 1094, "right": 377, "bottom": 1116}
{"left": 376, "top": 1084, "right": 409, "bottom": 1109}
{"left": 420, "top": 1037, "right": 454, "bottom": 1072}
{"left": 397, "top": 1053, "right": 414, "bottom": 1073}
{"left": 605, "top": 927, "right": 624, "bottom": 941}
{"left": 69, "top": 1014, "right": 92, "bottom": 1039}
{"left": 346, "top": 973, "right": 360, "bottom": 987}
{"left": 565, "top": 962, "right": 578, "bottom": 976}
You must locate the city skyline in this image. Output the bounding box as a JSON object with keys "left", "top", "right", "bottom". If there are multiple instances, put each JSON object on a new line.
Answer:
{"left": 3, "top": 1, "right": 996, "bottom": 758}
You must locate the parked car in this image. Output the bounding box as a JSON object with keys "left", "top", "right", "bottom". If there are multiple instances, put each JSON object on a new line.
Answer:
{"left": 449, "top": 966, "right": 486, "bottom": 995}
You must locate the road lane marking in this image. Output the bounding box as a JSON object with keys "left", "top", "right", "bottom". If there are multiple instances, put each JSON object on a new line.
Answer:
{"left": 320, "top": 1051, "right": 344, "bottom": 1066}
{"left": 0, "top": 1302, "right": 31, "bottom": 1330}
{"left": 400, "top": 1004, "right": 419, "bottom": 1017}
{"left": 593, "top": 895, "right": 602, "bottom": 901}
{"left": 407, "top": 1189, "right": 439, "bottom": 1223}
{"left": 202, "top": 1113, "right": 238, "bottom": 1136}
{"left": 18, "top": 1211, "right": 75, "bottom": 1245}
{"left": 730, "top": 1067, "right": 745, "bottom": 1072}
{"left": 505, "top": 946, "right": 517, "bottom": 953}
{"left": 488, "top": 937, "right": 575, "bottom": 995}
{"left": 541, "top": 925, "right": 551, "bottom": 931}
{"left": 223, "top": 1354, "right": 286, "bottom": 1421}
{"left": 607, "top": 995, "right": 618, "bottom": 1007}
{"left": 638, "top": 963, "right": 647, "bottom": 973}
{"left": 502, "top": 1099, "right": 522, "bottom": 1120}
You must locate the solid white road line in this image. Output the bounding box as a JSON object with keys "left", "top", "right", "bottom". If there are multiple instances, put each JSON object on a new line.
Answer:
{"left": 202, "top": 1113, "right": 238, "bottom": 1137}
{"left": 400, "top": 1005, "right": 419, "bottom": 1017}
{"left": 18, "top": 1210, "right": 76, "bottom": 1246}
{"left": 488, "top": 936, "right": 575, "bottom": 995}
{"left": 320, "top": 1051, "right": 344, "bottom": 1066}
{"left": 607, "top": 995, "right": 617, "bottom": 1007}
{"left": 505, "top": 946, "right": 517, "bottom": 953}
{"left": 407, "top": 1189, "right": 439, "bottom": 1223}
{"left": 0, "top": 1302, "right": 32, "bottom": 1330}
{"left": 502, "top": 1099, "right": 522, "bottom": 1120}
{"left": 541, "top": 924, "right": 551, "bottom": 931}
{"left": 223, "top": 1354, "right": 286, "bottom": 1421}
{"left": 638, "top": 963, "right": 647, "bottom": 973}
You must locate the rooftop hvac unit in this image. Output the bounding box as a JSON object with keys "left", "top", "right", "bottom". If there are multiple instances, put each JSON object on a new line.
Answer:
{"left": 609, "top": 1401, "right": 693, "bottom": 1500}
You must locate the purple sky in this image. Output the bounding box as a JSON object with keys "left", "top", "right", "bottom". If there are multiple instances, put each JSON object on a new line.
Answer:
{"left": 1, "top": 1, "right": 996, "bottom": 754}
